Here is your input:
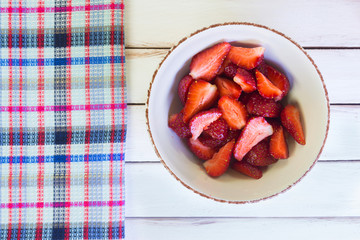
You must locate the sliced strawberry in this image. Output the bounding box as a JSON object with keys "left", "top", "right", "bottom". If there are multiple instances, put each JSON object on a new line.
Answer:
{"left": 188, "top": 138, "right": 216, "bottom": 160}
{"left": 244, "top": 139, "right": 278, "bottom": 166}
{"left": 246, "top": 92, "right": 283, "bottom": 118}
{"left": 203, "top": 139, "right": 235, "bottom": 177}
{"left": 232, "top": 161, "right": 263, "bottom": 179}
{"left": 218, "top": 95, "right": 248, "bottom": 130}
{"left": 178, "top": 75, "right": 194, "bottom": 105}
{"left": 183, "top": 80, "right": 218, "bottom": 123}
{"left": 214, "top": 76, "right": 242, "bottom": 99}
{"left": 257, "top": 62, "right": 290, "bottom": 100}
{"left": 189, "top": 109, "right": 222, "bottom": 140}
{"left": 189, "top": 42, "right": 231, "bottom": 81}
{"left": 168, "top": 112, "right": 191, "bottom": 138}
{"left": 281, "top": 105, "right": 305, "bottom": 145}
{"left": 233, "top": 68, "right": 257, "bottom": 93}
{"left": 227, "top": 46, "right": 265, "bottom": 70}
{"left": 224, "top": 63, "right": 238, "bottom": 79}
{"left": 269, "top": 123, "right": 289, "bottom": 159}
{"left": 203, "top": 118, "right": 229, "bottom": 140}
{"left": 239, "top": 92, "right": 252, "bottom": 105}
{"left": 234, "top": 117, "right": 274, "bottom": 161}
{"left": 217, "top": 57, "right": 232, "bottom": 76}
{"left": 255, "top": 70, "right": 283, "bottom": 101}
{"left": 200, "top": 129, "right": 239, "bottom": 149}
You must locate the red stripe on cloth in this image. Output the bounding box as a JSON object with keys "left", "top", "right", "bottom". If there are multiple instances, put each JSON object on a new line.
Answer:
{"left": 35, "top": 1, "right": 45, "bottom": 239}
{"left": 7, "top": 1, "right": 14, "bottom": 239}
{"left": 64, "top": 1, "right": 73, "bottom": 239}
{"left": 0, "top": 3, "right": 124, "bottom": 13}
{"left": 83, "top": 0, "right": 91, "bottom": 238}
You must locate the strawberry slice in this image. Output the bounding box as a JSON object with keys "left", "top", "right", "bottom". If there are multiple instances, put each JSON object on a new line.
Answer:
{"left": 234, "top": 117, "right": 274, "bottom": 161}
{"left": 233, "top": 68, "right": 257, "bottom": 93}
{"left": 227, "top": 46, "right": 265, "bottom": 70}
{"left": 232, "top": 161, "right": 263, "bottom": 179}
{"left": 255, "top": 70, "right": 283, "bottom": 101}
{"left": 203, "top": 139, "right": 235, "bottom": 177}
{"left": 182, "top": 80, "right": 218, "bottom": 123}
{"left": 203, "top": 118, "right": 229, "bottom": 140}
{"left": 178, "top": 75, "right": 194, "bottom": 105}
{"left": 257, "top": 62, "right": 290, "bottom": 100}
{"left": 218, "top": 95, "right": 248, "bottom": 130}
{"left": 269, "top": 122, "right": 289, "bottom": 159}
{"left": 246, "top": 92, "right": 283, "bottom": 118}
{"left": 189, "top": 109, "right": 222, "bottom": 140}
{"left": 244, "top": 139, "right": 278, "bottom": 166}
{"left": 200, "top": 129, "right": 240, "bottom": 149}
{"left": 168, "top": 111, "right": 191, "bottom": 138}
{"left": 188, "top": 138, "right": 216, "bottom": 160}
{"left": 217, "top": 57, "right": 232, "bottom": 76}
{"left": 281, "top": 105, "right": 305, "bottom": 145}
{"left": 224, "top": 62, "right": 238, "bottom": 79}
{"left": 214, "top": 76, "right": 242, "bottom": 99}
{"left": 189, "top": 42, "right": 231, "bottom": 81}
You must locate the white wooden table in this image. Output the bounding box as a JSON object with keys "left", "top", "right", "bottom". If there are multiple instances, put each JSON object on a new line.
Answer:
{"left": 124, "top": 1, "right": 360, "bottom": 239}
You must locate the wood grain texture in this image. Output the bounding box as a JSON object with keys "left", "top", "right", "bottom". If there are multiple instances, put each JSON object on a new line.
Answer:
{"left": 126, "top": 105, "right": 360, "bottom": 162}
{"left": 126, "top": 49, "right": 360, "bottom": 104}
{"left": 126, "top": 217, "right": 360, "bottom": 240}
{"left": 125, "top": 0, "right": 360, "bottom": 48}
{"left": 125, "top": 161, "right": 360, "bottom": 217}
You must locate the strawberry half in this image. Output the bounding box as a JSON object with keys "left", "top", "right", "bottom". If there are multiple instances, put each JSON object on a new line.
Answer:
{"left": 200, "top": 129, "right": 239, "bottom": 149}
{"left": 218, "top": 95, "right": 248, "bottom": 130}
{"left": 255, "top": 70, "right": 283, "bottom": 101}
{"left": 224, "top": 63, "right": 238, "bottom": 79}
{"left": 214, "top": 76, "right": 242, "bottom": 99}
{"left": 227, "top": 46, "right": 265, "bottom": 70}
{"left": 189, "top": 42, "right": 231, "bottom": 81}
{"left": 168, "top": 111, "right": 191, "bottom": 138}
{"left": 203, "top": 118, "right": 229, "bottom": 140}
{"left": 188, "top": 138, "right": 216, "bottom": 160}
{"left": 178, "top": 75, "right": 194, "bottom": 105}
{"left": 232, "top": 161, "right": 263, "bottom": 179}
{"left": 189, "top": 109, "right": 222, "bottom": 140}
{"left": 244, "top": 139, "right": 278, "bottom": 166}
{"left": 217, "top": 57, "right": 232, "bottom": 76}
{"left": 233, "top": 68, "right": 257, "bottom": 93}
{"left": 246, "top": 92, "right": 283, "bottom": 118}
{"left": 203, "top": 139, "right": 235, "bottom": 177}
{"left": 257, "top": 62, "right": 290, "bottom": 100}
{"left": 234, "top": 117, "right": 274, "bottom": 161}
{"left": 281, "top": 105, "right": 305, "bottom": 145}
{"left": 182, "top": 80, "right": 218, "bottom": 123}
{"left": 269, "top": 122, "right": 289, "bottom": 159}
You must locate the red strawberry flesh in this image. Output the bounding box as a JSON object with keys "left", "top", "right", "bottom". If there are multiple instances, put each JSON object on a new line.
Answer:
{"left": 255, "top": 69, "right": 283, "bottom": 101}
{"left": 168, "top": 112, "right": 191, "bottom": 138}
{"left": 244, "top": 139, "right": 278, "bottom": 166}
{"left": 190, "top": 42, "right": 231, "bottom": 81}
{"left": 224, "top": 63, "right": 238, "bottom": 79}
{"left": 182, "top": 80, "right": 218, "bottom": 123}
{"left": 227, "top": 46, "right": 265, "bottom": 70}
{"left": 215, "top": 76, "right": 242, "bottom": 99}
{"left": 269, "top": 123, "right": 289, "bottom": 159}
{"left": 203, "top": 139, "right": 235, "bottom": 177}
{"left": 246, "top": 92, "right": 283, "bottom": 118}
{"left": 234, "top": 117, "right": 274, "bottom": 161}
{"left": 281, "top": 105, "right": 305, "bottom": 145}
{"left": 188, "top": 138, "right": 216, "bottom": 160}
{"left": 203, "top": 118, "right": 229, "bottom": 140}
{"left": 233, "top": 68, "right": 257, "bottom": 93}
{"left": 178, "top": 75, "right": 194, "bottom": 105}
{"left": 189, "top": 109, "right": 222, "bottom": 140}
{"left": 232, "top": 161, "right": 263, "bottom": 179}
{"left": 218, "top": 95, "right": 248, "bottom": 130}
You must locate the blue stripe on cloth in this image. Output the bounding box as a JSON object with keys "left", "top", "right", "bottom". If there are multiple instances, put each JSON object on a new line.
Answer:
{"left": 0, "top": 56, "right": 125, "bottom": 66}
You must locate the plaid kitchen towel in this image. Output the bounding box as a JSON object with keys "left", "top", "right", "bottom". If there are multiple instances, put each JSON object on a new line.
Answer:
{"left": 0, "top": 0, "right": 126, "bottom": 239}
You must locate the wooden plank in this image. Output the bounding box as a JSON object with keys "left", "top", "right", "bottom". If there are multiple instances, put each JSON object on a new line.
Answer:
{"left": 126, "top": 105, "right": 360, "bottom": 162}
{"left": 126, "top": 49, "right": 360, "bottom": 104}
{"left": 125, "top": 0, "right": 360, "bottom": 48}
{"left": 126, "top": 217, "right": 360, "bottom": 240}
{"left": 125, "top": 161, "right": 360, "bottom": 217}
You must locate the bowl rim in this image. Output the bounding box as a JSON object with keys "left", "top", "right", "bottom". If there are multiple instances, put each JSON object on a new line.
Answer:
{"left": 145, "top": 22, "right": 330, "bottom": 204}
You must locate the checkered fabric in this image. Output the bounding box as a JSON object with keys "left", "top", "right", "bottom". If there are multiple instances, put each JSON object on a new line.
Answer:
{"left": 0, "top": 0, "right": 126, "bottom": 239}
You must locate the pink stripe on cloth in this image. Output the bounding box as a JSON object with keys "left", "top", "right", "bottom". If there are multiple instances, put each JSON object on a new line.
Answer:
{"left": 0, "top": 3, "right": 124, "bottom": 13}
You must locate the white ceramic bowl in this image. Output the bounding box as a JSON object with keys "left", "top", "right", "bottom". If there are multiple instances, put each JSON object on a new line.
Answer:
{"left": 146, "top": 23, "right": 329, "bottom": 203}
